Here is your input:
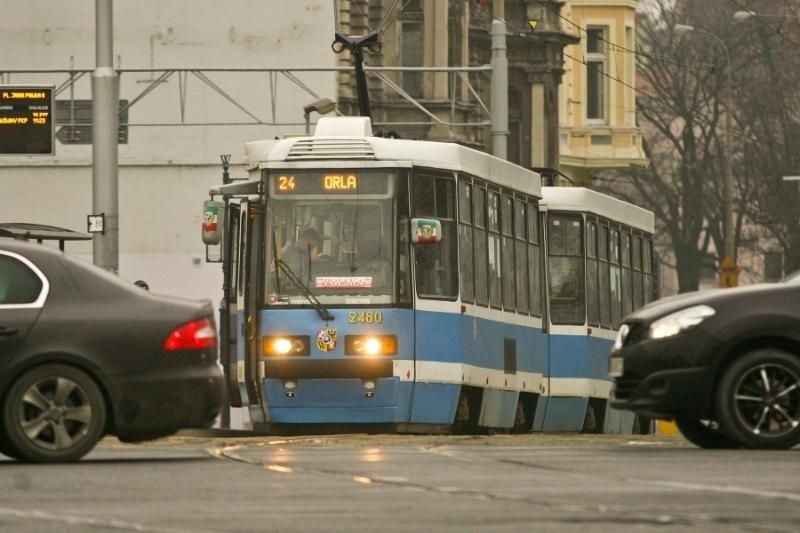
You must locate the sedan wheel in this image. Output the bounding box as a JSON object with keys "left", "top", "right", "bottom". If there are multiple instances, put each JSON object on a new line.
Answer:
{"left": 1, "top": 364, "right": 107, "bottom": 462}
{"left": 716, "top": 349, "right": 800, "bottom": 449}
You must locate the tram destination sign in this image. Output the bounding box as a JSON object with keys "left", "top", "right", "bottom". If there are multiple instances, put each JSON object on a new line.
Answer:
{"left": 0, "top": 85, "right": 54, "bottom": 155}
{"left": 271, "top": 170, "right": 390, "bottom": 196}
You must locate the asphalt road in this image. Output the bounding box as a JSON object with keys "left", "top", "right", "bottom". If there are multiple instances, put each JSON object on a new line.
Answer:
{"left": 1, "top": 433, "right": 799, "bottom": 532}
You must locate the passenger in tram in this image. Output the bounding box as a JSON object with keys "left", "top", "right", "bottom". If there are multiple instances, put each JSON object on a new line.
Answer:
{"left": 354, "top": 239, "right": 391, "bottom": 289}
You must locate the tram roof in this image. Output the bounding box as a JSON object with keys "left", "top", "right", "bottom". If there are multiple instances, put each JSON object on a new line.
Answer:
{"left": 244, "top": 117, "right": 542, "bottom": 198}
{"left": 541, "top": 187, "right": 655, "bottom": 234}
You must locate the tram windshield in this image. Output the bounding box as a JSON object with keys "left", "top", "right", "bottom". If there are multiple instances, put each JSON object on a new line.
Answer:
{"left": 264, "top": 169, "right": 398, "bottom": 306}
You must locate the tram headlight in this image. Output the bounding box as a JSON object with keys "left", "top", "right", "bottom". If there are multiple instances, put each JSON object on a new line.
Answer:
{"left": 345, "top": 335, "right": 397, "bottom": 356}
{"left": 263, "top": 335, "right": 310, "bottom": 356}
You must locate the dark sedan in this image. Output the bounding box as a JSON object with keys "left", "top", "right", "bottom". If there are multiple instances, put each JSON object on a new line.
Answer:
{"left": 610, "top": 272, "right": 800, "bottom": 449}
{"left": 0, "top": 240, "right": 224, "bottom": 462}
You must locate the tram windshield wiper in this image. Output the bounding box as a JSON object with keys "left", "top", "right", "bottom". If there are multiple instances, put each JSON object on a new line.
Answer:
{"left": 276, "top": 258, "right": 334, "bottom": 322}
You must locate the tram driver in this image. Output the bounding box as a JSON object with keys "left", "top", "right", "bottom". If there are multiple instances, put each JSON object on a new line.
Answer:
{"left": 280, "top": 227, "right": 322, "bottom": 282}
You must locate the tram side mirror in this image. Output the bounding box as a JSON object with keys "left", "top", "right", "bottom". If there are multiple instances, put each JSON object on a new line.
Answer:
{"left": 202, "top": 200, "right": 225, "bottom": 245}
{"left": 410, "top": 218, "right": 442, "bottom": 244}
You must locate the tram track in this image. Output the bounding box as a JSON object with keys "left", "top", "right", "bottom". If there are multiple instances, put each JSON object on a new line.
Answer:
{"left": 206, "top": 442, "right": 793, "bottom": 532}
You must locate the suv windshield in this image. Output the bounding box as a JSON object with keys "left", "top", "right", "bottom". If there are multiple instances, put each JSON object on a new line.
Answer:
{"left": 264, "top": 169, "right": 397, "bottom": 306}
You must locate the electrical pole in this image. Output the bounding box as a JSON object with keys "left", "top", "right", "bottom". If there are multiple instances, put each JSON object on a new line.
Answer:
{"left": 92, "top": 0, "right": 119, "bottom": 272}
{"left": 491, "top": 0, "right": 508, "bottom": 160}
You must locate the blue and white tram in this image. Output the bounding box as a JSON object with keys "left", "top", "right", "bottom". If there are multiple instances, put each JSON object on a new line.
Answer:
{"left": 539, "top": 187, "right": 655, "bottom": 433}
{"left": 204, "top": 116, "right": 654, "bottom": 434}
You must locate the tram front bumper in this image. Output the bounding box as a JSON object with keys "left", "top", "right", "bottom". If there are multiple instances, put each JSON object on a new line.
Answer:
{"left": 263, "top": 376, "right": 408, "bottom": 423}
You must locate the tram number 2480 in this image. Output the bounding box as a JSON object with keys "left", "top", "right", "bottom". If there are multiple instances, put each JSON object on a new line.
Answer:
{"left": 348, "top": 311, "right": 384, "bottom": 324}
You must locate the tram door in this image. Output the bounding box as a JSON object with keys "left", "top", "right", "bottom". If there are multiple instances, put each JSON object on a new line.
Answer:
{"left": 224, "top": 202, "right": 245, "bottom": 407}
{"left": 234, "top": 200, "right": 268, "bottom": 423}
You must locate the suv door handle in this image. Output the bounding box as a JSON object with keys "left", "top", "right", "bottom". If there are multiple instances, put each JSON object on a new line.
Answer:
{"left": 0, "top": 326, "right": 18, "bottom": 337}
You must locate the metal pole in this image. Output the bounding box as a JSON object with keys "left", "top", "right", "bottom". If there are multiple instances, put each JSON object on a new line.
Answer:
{"left": 92, "top": 0, "right": 119, "bottom": 272}
{"left": 219, "top": 154, "right": 232, "bottom": 429}
{"left": 490, "top": 17, "right": 508, "bottom": 160}
{"left": 722, "top": 66, "right": 735, "bottom": 266}
{"left": 353, "top": 45, "right": 371, "bottom": 118}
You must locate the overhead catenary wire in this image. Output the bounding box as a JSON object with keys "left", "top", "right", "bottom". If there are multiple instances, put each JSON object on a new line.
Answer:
{"left": 561, "top": 51, "right": 651, "bottom": 98}
{"left": 503, "top": 18, "right": 653, "bottom": 98}
{"left": 539, "top": 2, "right": 718, "bottom": 70}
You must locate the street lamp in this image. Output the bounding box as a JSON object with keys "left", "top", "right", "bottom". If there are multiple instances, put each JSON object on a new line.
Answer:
{"left": 303, "top": 97, "right": 337, "bottom": 135}
{"left": 783, "top": 175, "right": 800, "bottom": 190}
{"left": 733, "top": 11, "right": 757, "bottom": 22}
{"left": 674, "top": 24, "right": 736, "bottom": 287}
{"left": 733, "top": 11, "right": 789, "bottom": 21}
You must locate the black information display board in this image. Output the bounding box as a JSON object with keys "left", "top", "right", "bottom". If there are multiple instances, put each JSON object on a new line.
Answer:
{"left": 0, "top": 85, "right": 54, "bottom": 155}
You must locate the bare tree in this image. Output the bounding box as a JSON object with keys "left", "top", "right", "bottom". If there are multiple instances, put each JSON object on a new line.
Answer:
{"left": 731, "top": 0, "right": 800, "bottom": 274}
{"left": 599, "top": 0, "right": 733, "bottom": 292}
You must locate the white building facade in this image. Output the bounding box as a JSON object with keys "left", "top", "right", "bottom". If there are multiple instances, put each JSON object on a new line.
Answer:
{"left": 0, "top": 0, "right": 336, "bottom": 304}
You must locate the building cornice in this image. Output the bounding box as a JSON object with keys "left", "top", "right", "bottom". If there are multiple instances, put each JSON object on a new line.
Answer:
{"left": 568, "top": 0, "right": 639, "bottom": 9}
{"left": 560, "top": 155, "right": 649, "bottom": 169}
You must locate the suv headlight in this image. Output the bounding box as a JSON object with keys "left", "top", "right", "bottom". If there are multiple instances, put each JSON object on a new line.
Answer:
{"left": 649, "top": 305, "right": 715, "bottom": 340}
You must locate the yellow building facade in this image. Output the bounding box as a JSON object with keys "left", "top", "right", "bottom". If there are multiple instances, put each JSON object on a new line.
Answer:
{"left": 334, "top": 0, "right": 646, "bottom": 186}
{"left": 559, "top": 0, "right": 647, "bottom": 186}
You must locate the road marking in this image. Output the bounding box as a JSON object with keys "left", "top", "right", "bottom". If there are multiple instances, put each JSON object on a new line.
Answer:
{"left": 0, "top": 506, "right": 195, "bottom": 532}
{"left": 635, "top": 480, "right": 800, "bottom": 503}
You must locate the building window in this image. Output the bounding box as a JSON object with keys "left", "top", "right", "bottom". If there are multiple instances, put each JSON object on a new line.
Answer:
{"left": 400, "top": 21, "right": 423, "bottom": 98}
{"left": 586, "top": 27, "right": 608, "bottom": 122}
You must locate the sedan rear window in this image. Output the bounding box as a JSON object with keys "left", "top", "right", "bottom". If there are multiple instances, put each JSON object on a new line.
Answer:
{"left": 0, "top": 255, "right": 43, "bottom": 304}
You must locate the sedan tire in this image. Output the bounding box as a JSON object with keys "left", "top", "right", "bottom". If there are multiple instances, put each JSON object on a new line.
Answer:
{"left": 716, "top": 349, "right": 800, "bottom": 450}
{"left": 1, "top": 364, "right": 107, "bottom": 462}
{"left": 675, "top": 417, "right": 741, "bottom": 449}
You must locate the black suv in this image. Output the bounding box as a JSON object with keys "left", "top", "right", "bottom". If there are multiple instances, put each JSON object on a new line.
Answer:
{"left": 610, "top": 271, "right": 800, "bottom": 449}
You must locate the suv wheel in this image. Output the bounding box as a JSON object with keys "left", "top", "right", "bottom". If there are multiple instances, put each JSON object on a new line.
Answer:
{"left": 1, "top": 364, "right": 107, "bottom": 462}
{"left": 716, "top": 349, "right": 800, "bottom": 449}
{"left": 675, "top": 417, "right": 741, "bottom": 448}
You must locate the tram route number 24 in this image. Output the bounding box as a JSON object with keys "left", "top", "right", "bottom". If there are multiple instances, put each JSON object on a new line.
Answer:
{"left": 348, "top": 311, "right": 383, "bottom": 324}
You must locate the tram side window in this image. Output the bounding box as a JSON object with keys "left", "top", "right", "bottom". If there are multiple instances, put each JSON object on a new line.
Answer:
{"left": 501, "top": 193, "right": 516, "bottom": 311}
{"left": 414, "top": 173, "right": 458, "bottom": 299}
{"left": 548, "top": 214, "right": 585, "bottom": 325}
{"left": 632, "top": 235, "right": 643, "bottom": 309}
{"left": 238, "top": 208, "right": 248, "bottom": 298}
{"left": 586, "top": 220, "right": 600, "bottom": 326}
{"left": 398, "top": 175, "right": 412, "bottom": 304}
{"left": 487, "top": 190, "right": 502, "bottom": 308}
{"left": 598, "top": 223, "right": 611, "bottom": 328}
{"left": 458, "top": 180, "right": 474, "bottom": 303}
{"left": 473, "top": 184, "right": 489, "bottom": 305}
{"left": 229, "top": 209, "right": 240, "bottom": 297}
{"left": 514, "top": 199, "right": 529, "bottom": 314}
{"left": 528, "top": 200, "right": 542, "bottom": 317}
{"left": 610, "top": 228, "right": 623, "bottom": 328}
{"left": 643, "top": 237, "right": 654, "bottom": 303}
{"left": 621, "top": 231, "right": 633, "bottom": 318}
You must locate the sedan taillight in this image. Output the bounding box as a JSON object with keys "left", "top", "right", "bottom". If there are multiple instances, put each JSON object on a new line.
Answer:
{"left": 163, "top": 318, "right": 217, "bottom": 351}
